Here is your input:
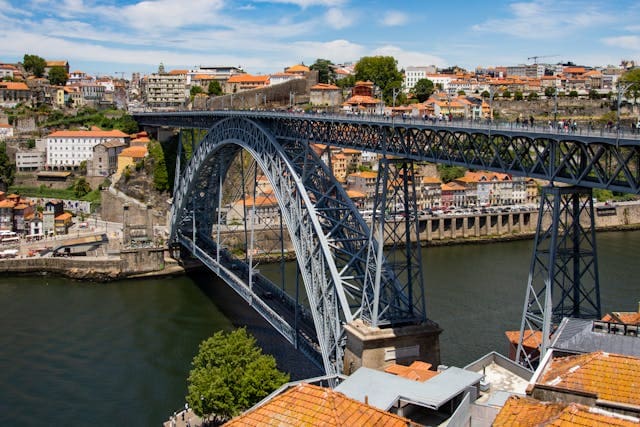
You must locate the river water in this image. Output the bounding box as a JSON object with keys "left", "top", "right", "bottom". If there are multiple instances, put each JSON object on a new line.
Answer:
{"left": 1, "top": 231, "right": 638, "bottom": 426}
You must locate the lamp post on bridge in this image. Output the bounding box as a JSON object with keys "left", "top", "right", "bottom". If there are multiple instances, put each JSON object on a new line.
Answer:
{"left": 488, "top": 85, "right": 495, "bottom": 137}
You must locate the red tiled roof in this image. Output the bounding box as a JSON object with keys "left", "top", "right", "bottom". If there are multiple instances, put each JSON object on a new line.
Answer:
{"left": 55, "top": 212, "right": 72, "bottom": 221}
{"left": 538, "top": 351, "right": 640, "bottom": 406}
{"left": 0, "top": 82, "right": 29, "bottom": 90}
{"left": 384, "top": 361, "right": 439, "bottom": 382}
{"left": 494, "top": 395, "right": 638, "bottom": 426}
{"left": 505, "top": 330, "right": 543, "bottom": 348}
{"left": 227, "top": 74, "right": 270, "bottom": 84}
{"left": 47, "top": 129, "right": 129, "bottom": 138}
{"left": 119, "top": 146, "right": 148, "bottom": 158}
{"left": 285, "top": 64, "right": 310, "bottom": 73}
{"left": 224, "top": 383, "right": 414, "bottom": 426}
{"left": 601, "top": 310, "right": 640, "bottom": 325}
{"left": 311, "top": 83, "right": 340, "bottom": 90}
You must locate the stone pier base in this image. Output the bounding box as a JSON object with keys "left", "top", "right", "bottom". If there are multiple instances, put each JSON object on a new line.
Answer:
{"left": 343, "top": 319, "right": 442, "bottom": 375}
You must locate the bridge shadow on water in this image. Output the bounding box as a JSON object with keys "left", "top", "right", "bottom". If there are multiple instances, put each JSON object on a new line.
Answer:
{"left": 185, "top": 267, "right": 323, "bottom": 381}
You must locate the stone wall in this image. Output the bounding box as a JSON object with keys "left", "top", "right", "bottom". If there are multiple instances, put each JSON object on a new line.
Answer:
{"left": 120, "top": 248, "right": 165, "bottom": 274}
{"left": 0, "top": 257, "right": 121, "bottom": 280}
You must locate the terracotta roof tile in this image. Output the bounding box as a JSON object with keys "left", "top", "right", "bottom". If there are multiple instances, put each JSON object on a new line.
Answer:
{"left": 602, "top": 310, "right": 640, "bottom": 325}
{"left": 285, "top": 64, "right": 310, "bottom": 73}
{"left": 384, "top": 361, "right": 439, "bottom": 382}
{"left": 119, "top": 146, "right": 148, "bottom": 158}
{"left": 224, "top": 383, "right": 413, "bottom": 426}
{"left": 494, "top": 395, "right": 639, "bottom": 426}
{"left": 47, "top": 129, "right": 129, "bottom": 138}
{"left": 505, "top": 330, "right": 543, "bottom": 348}
{"left": 538, "top": 351, "right": 640, "bottom": 406}
{"left": 227, "top": 74, "right": 270, "bottom": 84}
{"left": 0, "top": 82, "right": 29, "bottom": 90}
{"left": 55, "top": 212, "right": 72, "bottom": 221}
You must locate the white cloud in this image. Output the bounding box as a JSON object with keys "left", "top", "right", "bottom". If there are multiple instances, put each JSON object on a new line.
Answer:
{"left": 472, "top": 0, "right": 614, "bottom": 39}
{"left": 324, "top": 8, "right": 354, "bottom": 29}
{"left": 292, "top": 39, "right": 364, "bottom": 63}
{"left": 111, "top": 0, "right": 226, "bottom": 30}
{"left": 603, "top": 35, "right": 640, "bottom": 51}
{"left": 380, "top": 10, "right": 408, "bottom": 27}
{"left": 371, "top": 45, "right": 447, "bottom": 68}
{"left": 254, "top": 0, "right": 345, "bottom": 7}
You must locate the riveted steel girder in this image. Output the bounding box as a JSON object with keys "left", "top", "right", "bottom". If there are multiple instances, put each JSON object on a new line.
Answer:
{"left": 516, "top": 186, "right": 600, "bottom": 370}
{"left": 170, "top": 117, "right": 410, "bottom": 375}
{"left": 135, "top": 111, "right": 640, "bottom": 194}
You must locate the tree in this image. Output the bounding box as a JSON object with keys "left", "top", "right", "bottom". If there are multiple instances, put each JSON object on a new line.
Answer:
{"left": 457, "top": 90, "right": 466, "bottom": 96}
{"left": 502, "top": 90, "right": 512, "bottom": 99}
{"left": 588, "top": 89, "right": 600, "bottom": 100}
{"left": 514, "top": 91, "right": 524, "bottom": 101}
{"left": 73, "top": 177, "right": 91, "bottom": 198}
{"left": 544, "top": 87, "right": 556, "bottom": 98}
{"left": 190, "top": 85, "right": 204, "bottom": 99}
{"left": 354, "top": 56, "right": 404, "bottom": 105}
{"left": 23, "top": 54, "right": 46, "bottom": 77}
{"left": 0, "top": 141, "right": 15, "bottom": 191}
{"left": 114, "top": 114, "right": 139, "bottom": 134}
{"left": 527, "top": 92, "right": 539, "bottom": 101}
{"left": 411, "top": 78, "right": 435, "bottom": 102}
{"left": 186, "top": 328, "right": 289, "bottom": 423}
{"left": 569, "top": 90, "right": 579, "bottom": 98}
{"left": 481, "top": 90, "right": 490, "bottom": 98}
{"left": 147, "top": 140, "right": 169, "bottom": 191}
{"left": 310, "top": 58, "right": 336, "bottom": 84}
{"left": 48, "top": 66, "right": 68, "bottom": 86}
{"left": 620, "top": 68, "right": 640, "bottom": 107}
{"left": 437, "top": 164, "right": 467, "bottom": 183}
{"left": 208, "top": 80, "right": 222, "bottom": 96}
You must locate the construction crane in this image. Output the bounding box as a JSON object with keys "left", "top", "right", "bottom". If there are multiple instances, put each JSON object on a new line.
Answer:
{"left": 527, "top": 55, "right": 559, "bottom": 64}
{"left": 114, "top": 71, "right": 126, "bottom": 80}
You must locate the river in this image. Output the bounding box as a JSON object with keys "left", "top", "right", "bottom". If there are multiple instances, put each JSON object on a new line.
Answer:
{"left": 0, "top": 230, "right": 638, "bottom": 426}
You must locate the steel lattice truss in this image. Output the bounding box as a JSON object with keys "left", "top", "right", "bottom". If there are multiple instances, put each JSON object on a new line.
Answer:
{"left": 170, "top": 117, "right": 409, "bottom": 375}
{"left": 516, "top": 186, "right": 601, "bottom": 371}
{"left": 362, "top": 158, "right": 425, "bottom": 326}
{"left": 135, "top": 111, "right": 640, "bottom": 194}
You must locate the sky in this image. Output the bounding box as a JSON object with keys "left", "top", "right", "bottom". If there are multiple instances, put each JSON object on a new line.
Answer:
{"left": 0, "top": 0, "right": 639, "bottom": 78}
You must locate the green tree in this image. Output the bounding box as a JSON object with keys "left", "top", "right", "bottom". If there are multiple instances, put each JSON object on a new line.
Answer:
{"left": 73, "top": 177, "right": 91, "bottom": 198}
{"left": 502, "top": 90, "right": 511, "bottom": 99}
{"left": 569, "top": 90, "right": 579, "bottom": 98}
{"left": 544, "top": 87, "right": 556, "bottom": 98}
{"left": 457, "top": 90, "right": 466, "bottom": 96}
{"left": 335, "top": 74, "right": 355, "bottom": 89}
{"left": 0, "top": 141, "right": 15, "bottom": 191}
{"left": 527, "top": 92, "right": 539, "bottom": 101}
{"left": 481, "top": 90, "right": 490, "bottom": 98}
{"left": 620, "top": 68, "right": 640, "bottom": 105}
{"left": 186, "top": 328, "right": 289, "bottom": 423}
{"left": 208, "top": 80, "right": 222, "bottom": 96}
{"left": 48, "top": 66, "right": 68, "bottom": 86}
{"left": 114, "top": 114, "right": 139, "bottom": 134}
{"left": 23, "top": 54, "right": 46, "bottom": 77}
{"left": 190, "top": 85, "right": 204, "bottom": 98}
{"left": 514, "top": 91, "right": 524, "bottom": 101}
{"left": 354, "top": 56, "right": 404, "bottom": 105}
{"left": 310, "top": 58, "right": 336, "bottom": 84}
{"left": 147, "top": 140, "right": 169, "bottom": 191}
{"left": 411, "top": 78, "right": 435, "bottom": 102}
{"left": 437, "top": 164, "right": 467, "bottom": 183}
{"left": 588, "top": 89, "right": 600, "bottom": 100}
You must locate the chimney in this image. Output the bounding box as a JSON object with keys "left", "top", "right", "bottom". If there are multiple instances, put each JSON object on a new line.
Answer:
{"left": 364, "top": 395, "right": 369, "bottom": 405}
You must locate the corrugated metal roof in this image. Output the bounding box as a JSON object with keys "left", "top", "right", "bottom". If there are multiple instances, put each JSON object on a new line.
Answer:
{"left": 335, "top": 366, "right": 482, "bottom": 411}
{"left": 551, "top": 317, "right": 640, "bottom": 357}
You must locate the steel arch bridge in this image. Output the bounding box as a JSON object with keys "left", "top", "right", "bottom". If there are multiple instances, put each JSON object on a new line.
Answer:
{"left": 135, "top": 111, "right": 640, "bottom": 374}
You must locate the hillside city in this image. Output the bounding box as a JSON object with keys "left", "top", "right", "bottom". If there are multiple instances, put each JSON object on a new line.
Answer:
{"left": 1, "top": 55, "right": 639, "bottom": 244}
{"left": 2, "top": 54, "right": 640, "bottom": 426}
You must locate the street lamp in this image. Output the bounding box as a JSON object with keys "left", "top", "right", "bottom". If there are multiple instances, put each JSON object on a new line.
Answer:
{"left": 488, "top": 85, "right": 495, "bottom": 136}
{"left": 617, "top": 81, "right": 635, "bottom": 143}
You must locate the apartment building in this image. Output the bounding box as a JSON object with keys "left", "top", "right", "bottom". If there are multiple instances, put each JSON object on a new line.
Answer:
{"left": 46, "top": 129, "right": 129, "bottom": 170}
{"left": 144, "top": 72, "right": 187, "bottom": 108}
{"left": 403, "top": 65, "right": 436, "bottom": 92}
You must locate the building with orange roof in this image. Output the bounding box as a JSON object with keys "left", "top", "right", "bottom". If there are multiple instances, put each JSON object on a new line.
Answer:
{"left": 0, "top": 81, "right": 31, "bottom": 107}
{"left": 310, "top": 83, "right": 342, "bottom": 107}
{"left": 494, "top": 395, "right": 639, "bottom": 426}
{"left": 601, "top": 305, "right": 640, "bottom": 326}
{"left": 88, "top": 139, "right": 126, "bottom": 177}
{"left": 0, "top": 198, "right": 16, "bottom": 231}
{"left": 46, "top": 129, "right": 129, "bottom": 170}
{"left": 145, "top": 70, "right": 187, "bottom": 108}
{"left": 284, "top": 63, "right": 310, "bottom": 75}
{"left": 54, "top": 212, "right": 73, "bottom": 234}
{"left": 116, "top": 145, "right": 148, "bottom": 175}
{"left": 0, "top": 63, "right": 18, "bottom": 80}
{"left": 0, "top": 123, "right": 14, "bottom": 140}
{"left": 384, "top": 361, "right": 439, "bottom": 382}
{"left": 346, "top": 171, "right": 378, "bottom": 206}
{"left": 529, "top": 351, "right": 640, "bottom": 416}
{"left": 440, "top": 181, "right": 467, "bottom": 207}
{"left": 226, "top": 192, "right": 281, "bottom": 228}
{"left": 225, "top": 74, "right": 270, "bottom": 92}
{"left": 224, "top": 383, "right": 416, "bottom": 427}
{"left": 419, "top": 176, "right": 442, "bottom": 209}
{"left": 45, "top": 60, "right": 69, "bottom": 74}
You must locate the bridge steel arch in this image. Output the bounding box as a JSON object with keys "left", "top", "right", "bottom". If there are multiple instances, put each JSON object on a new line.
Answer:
{"left": 171, "top": 117, "right": 415, "bottom": 375}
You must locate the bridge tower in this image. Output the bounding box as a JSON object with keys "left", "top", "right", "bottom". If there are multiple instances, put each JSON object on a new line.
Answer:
{"left": 343, "top": 156, "right": 441, "bottom": 374}
{"left": 516, "top": 186, "right": 601, "bottom": 370}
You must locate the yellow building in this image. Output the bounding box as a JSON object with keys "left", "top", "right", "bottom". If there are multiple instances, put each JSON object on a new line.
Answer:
{"left": 117, "top": 146, "right": 148, "bottom": 175}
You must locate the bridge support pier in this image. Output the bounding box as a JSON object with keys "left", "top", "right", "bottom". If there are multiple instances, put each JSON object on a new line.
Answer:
{"left": 516, "top": 185, "right": 601, "bottom": 370}
{"left": 342, "top": 319, "right": 442, "bottom": 375}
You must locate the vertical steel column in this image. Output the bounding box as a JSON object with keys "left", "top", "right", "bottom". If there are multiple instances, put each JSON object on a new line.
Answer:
{"left": 362, "top": 157, "right": 426, "bottom": 326}
{"left": 516, "top": 186, "right": 600, "bottom": 370}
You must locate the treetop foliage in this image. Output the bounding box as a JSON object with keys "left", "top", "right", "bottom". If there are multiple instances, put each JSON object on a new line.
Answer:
{"left": 354, "top": 56, "right": 404, "bottom": 105}
{"left": 23, "top": 54, "right": 46, "bottom": 77}
{"left": 411, "top": 78, "right": 435, "bottom": 102}
{"left": 48, "top": 66, "right": 68, "bottom": 86}
{"left": 310, "top": 58, "right": 336, "bottom": 84}
{"left": 186, "top": 327, "right": 289, "bottom": 422}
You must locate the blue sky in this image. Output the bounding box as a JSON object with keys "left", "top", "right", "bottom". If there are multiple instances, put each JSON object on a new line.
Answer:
{"left": 1, "top": 0, "right": 639, "bottom": 77}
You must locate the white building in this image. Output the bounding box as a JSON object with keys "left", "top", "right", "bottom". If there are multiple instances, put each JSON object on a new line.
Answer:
{"left": 16, "top": 150, "right": 46, "bottom": 171}
{"left": 0, "top": 123, "right": 13, "bottom": 140}
{"left": 403, "top": 66, "right": 437, "bottom": 93}
{"left": 45, "top": 129, "right": 129, "bottom": 170}
{"left": 425, "top": 74, "right": 454, "bottom": 92}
